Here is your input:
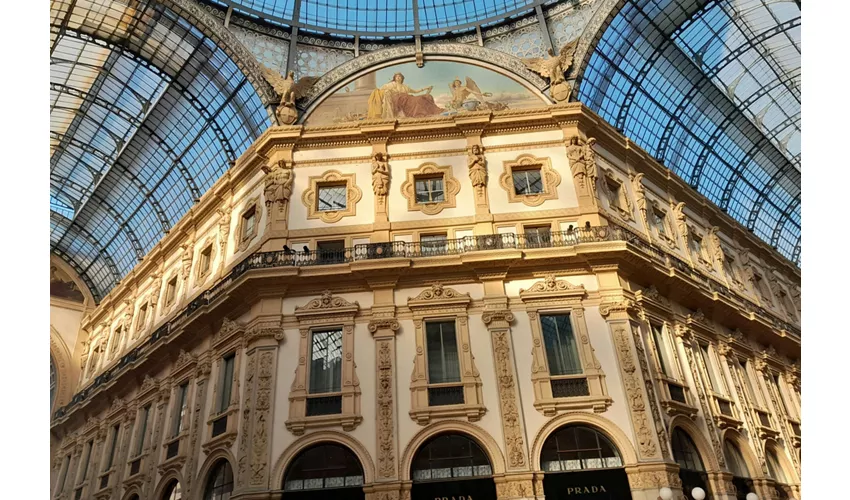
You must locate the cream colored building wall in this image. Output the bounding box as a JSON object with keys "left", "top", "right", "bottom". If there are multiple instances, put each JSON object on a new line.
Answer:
{"left": 51, "top": 302, "right": 85, "bottom": 362}
{"left": 287, "top": 161, "right": 375, "bottom": 230}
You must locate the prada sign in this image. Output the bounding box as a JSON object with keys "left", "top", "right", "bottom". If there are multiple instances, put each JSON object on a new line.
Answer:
{"left": 412, "top": 478, "right": 497, "bottom": 500}
{"left": 542, "top": 468, "right": 630, "bottom": 500}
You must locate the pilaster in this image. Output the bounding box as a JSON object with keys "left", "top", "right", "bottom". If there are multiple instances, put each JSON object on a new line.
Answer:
{"left": 370, "top": 317, "right": 400, "bottom": 481}
{"left": 624, "top": 462, "right": 683, "bottom": 500}
{"left": 706, "top": 471, "right": 737, "bottom": 500}
{"left": 183, "top": 354, "right": 212, "bottom": 499}
{"left": 494, "top": 472, "right": 535, "bottom": 500}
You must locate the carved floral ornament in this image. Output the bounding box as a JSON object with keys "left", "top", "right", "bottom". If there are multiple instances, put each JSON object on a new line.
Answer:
{"left": 213, "top": 318, "right": 245, "bottom": 348}
{"left": 519, "top": 274, "right": 586, "bottom": 299}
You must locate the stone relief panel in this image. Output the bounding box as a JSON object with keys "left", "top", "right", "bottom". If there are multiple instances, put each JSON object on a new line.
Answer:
{"left": 484, "top": 23, "right": 547, "bottom": 60}
{"left": 295, "top": 44, "right": 355, "bottom": 79}
{"left": 231, "top": 25, "right": 290, "bottom": 73}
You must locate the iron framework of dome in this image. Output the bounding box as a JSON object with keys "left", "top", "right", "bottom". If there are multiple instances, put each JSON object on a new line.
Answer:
{"left": 49, "top": 0, "right": 801, "bottom": 303}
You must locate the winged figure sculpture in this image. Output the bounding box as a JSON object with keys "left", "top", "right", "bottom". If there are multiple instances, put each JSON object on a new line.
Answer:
{"left": 521, "top": 39, "right": 578, "bottom": 101}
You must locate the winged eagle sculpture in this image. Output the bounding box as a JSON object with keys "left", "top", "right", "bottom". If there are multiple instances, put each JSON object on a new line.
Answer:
{"left": 521, "top": 39, "right": 579, "bottom": 102}
{"left": 261, "top": 66, "right": 319, "bottom": 125}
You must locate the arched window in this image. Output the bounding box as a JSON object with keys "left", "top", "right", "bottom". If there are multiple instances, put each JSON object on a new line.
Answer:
{"left": 204, "top": 460, "right": 234, "bottom": 500}
{"left": 163, "top": 480, "right": 182, "bottom": 500}
{"left": 765, "top": 449, "right": 787, "bottom": 484}
{"left": 540, "top": 425, "right": 623, "bottom": 471}
{"left": 411, "top": 434, "right": 492, "bottom": 481}
{"left": 50, "top": 355, "right": 57, "bottom": 410}
{"left": 283, "top": 443, "right": 364, "bottom": 491}
{"left": 723, "top": 440, "right": 751, "bottom": 478}
{"left": 671, "top": 428, "right": 704, "bottom": 472}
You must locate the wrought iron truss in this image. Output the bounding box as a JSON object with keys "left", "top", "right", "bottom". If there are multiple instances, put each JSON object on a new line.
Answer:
{"left": 50, "top": 0, "right": 272, "bottom": 301}
{"left": 576, "top": 0, "right": 800, "bottom": 264}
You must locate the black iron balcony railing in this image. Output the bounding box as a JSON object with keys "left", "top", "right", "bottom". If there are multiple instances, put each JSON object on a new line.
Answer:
{"left": 52, "top": 222, "right": 799, "bottom": 423}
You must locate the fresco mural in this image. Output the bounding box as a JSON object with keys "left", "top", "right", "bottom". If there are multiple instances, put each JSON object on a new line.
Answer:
{"left": 50, "top": 265, "right": 85, "bottom": 302}
{"left": 304, "top": 61, "right": 546, "bottom": 125}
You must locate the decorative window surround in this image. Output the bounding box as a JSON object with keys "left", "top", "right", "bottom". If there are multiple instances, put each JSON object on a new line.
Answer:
{"left": 649, "top": 201, "right": 676, "bottom": 248}
{"left": 159, "top": 350, "right": 197, "bottom": 473}
{"left": 301, "top": 170, "right": 362, "bottom": 223}
{"left": 600, "top": 168, "right": 633, "bottom": 221}
{"left": 286, "top": 291, "right": 362, "bottom": 435}
{"left": 125, "top": 376, "right": 162, "bottom": 488}
{"left": 236, "top": 197, "right": 261, "bottom": 252}
{"left": 95, "top": 400, "right": 128, "bottom": 497}
{"left": 407, "top": 284, "right": 486, "bottom": 424}
{"left": 518, "top": 275, "right": 610, "bottom": 415}
{"left": 400, "top": 163, "right": 460, "bottom": 215}
{"left": 688, "top": 228, "right": 713, "bottom": 270}
{"left": 498, "top": 154, "right": 561, "bottom": 207}
{"left": 204, "top": 319, "right": 245, "bottom": 453}
{"left": 194, "top": 237, "right": 216, "bottom": 288}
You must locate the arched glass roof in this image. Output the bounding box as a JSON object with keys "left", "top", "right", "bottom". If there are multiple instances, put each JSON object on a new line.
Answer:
{"left": 50, "top": 0, "right": 271, "bottom": 301}
{"left": 577, "top": 0, "right": 800, "bottom": 264}
{"left": 208, "top": 0, "right": 546, "bottom": 36}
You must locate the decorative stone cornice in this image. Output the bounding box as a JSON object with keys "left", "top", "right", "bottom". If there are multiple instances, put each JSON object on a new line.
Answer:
{"left": 481, "top": 310, "right": 515, "bottom": 326}
{"left": 598, "top": 299, "right": 637, "bottom": 319}
{"left": 368, "top": 318, "right": 400, "bottom": 335}
{"left": 295, "top": 290, "right": 359, "bottom": 316}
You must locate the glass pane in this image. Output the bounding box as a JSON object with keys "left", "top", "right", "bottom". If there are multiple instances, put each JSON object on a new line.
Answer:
{"left": 651, "top": 324, "right": 673, "bottom": 376}
{"left": 540, "top": 315, "right": 582, "bottom": 376}
{"left": 540, "top": 425, "right": 623, "bottom": 471}
{"left": 426, "top": 321, "right": 460, "bottom": 384}
{"left": 317, "top": 185, "right": 348, "bottom": 212}
{"left": 309, "top": 330, "right": 343, "bottom": 394}
{"left": 219, "top": 355, "right": 235, "bottom": 412}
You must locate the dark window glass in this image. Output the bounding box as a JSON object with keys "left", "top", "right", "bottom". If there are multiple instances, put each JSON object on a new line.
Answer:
{"left": 765, "top": 450, "right": 787, "bottom": 484}
{"left": 80, "top": 440, "right": 93, "bottom": 482}
{"left": 671, "top": 428, "right": 704, "bottom": 472}
{"left": 318, "top": 184, "right": 348, "bottom": 212}
{"left": 203, "top": 460, "right": 233, "bottom": 500}
{"left": 723, "top": 440, "right": 751, "bottom": 478}
{"left": 420, "top": 234, "right": 448, "bottom": 256}
{"left": 540, "top": 425, "right": 623, "bottom": 471}
{"left": 415, "top": 177, "right": 445, "bottom": 203}
{"left": 512, "top": 168, "right": 543, "bottom": 194}
{"left": 651, "top": 323, "right": 673, "bottom": 376}
{"left": 411, "top": 434, "right": 492, "bottom": 482}
{"left": 540, "top": 314, "right": 582, "bottom": 376}
{"left": 425, "top": 321, "right": 461, "bottom": 384}
{"left": 283, "top": 443, "right": 364, "bottom": 491}
{"left": 524, "top": 226, "right": 551, "bottom": 247}
{"left": 218, "top": 355, "right": 235, "bottom": 412}
{"left": 173, "top": 383, "right": 189, "bottom": 436}
{"left": 241, "top": 207, "right": 256, "bottom": 241}
{"left": 163, "top": 479, "right": 182, "bottom": 500}
{"left": 135, "top": 405, "right": 151, "bottom": 456}
{"left": 310, "top": 329, "right": 343, "bottom": 394}
{"left": 104, "top": 424, "right": 120, "bottom": 470}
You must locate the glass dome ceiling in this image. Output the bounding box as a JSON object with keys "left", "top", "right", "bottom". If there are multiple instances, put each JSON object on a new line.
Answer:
{"left": 209, "top": 0, "right": 546, "bottom": 36}
{"left": 578, "top": 0, "right": 800, "bottom": 264}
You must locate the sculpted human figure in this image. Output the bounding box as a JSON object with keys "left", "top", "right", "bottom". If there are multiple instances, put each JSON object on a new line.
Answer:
{"left": 672, "top": 202, "right": 688, "bottom": 243}
{"left": 262, "top": 160, "right": 293, "bottom": 207}
{"left": 584, "top": 137, "right": 598, "bottom": 196}
{"left": 468, "top": 144, "right": 487, "bottom": 188}
{"left": 707, "top": 226, "right": 725, "bottom": 264}
{"left": 371, "top": 152, "right": 390, "bottom": 196}
{"left": 566, "top": 136, "right": 586, "bottom": 187}
{"left": 217, "top": 207, "right": 231, "bottom": 243}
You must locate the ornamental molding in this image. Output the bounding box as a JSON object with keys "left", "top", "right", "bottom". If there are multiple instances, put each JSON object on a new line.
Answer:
{"left": 376, "top": 340, "right": 396, "bottom": 479}
{"left": 294, "top": 290, "right": 360, "bottom": 318}
{"left": 399, "top": 162, "right": 460, "bottom": 216}
{"left": 610, "top": 326, "right": 660, "bottom": 459}
{"left": 518, "top": 274, "right": 586, "bottom": 300}
{"left": 213, "top": 318, "right": 245, "bottom": 349}
{"left": 499, "top": 154, "right": 561, "bottom": 207}
{"left": 301, "top": 169, "right": 362, "bottom": 223}
{"left": 368, "top": 318, "right": 400, "bottom": 335}
{"left": 300, "top": 43, "right": 549, "bottom": 111}
{"left": 407, "top": 284, "right": 472, "bottom": 309}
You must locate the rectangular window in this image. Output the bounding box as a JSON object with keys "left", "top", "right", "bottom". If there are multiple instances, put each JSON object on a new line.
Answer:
{"left": 135, "top": 405, "right": 151, "bottom": 456}
{"left": 414, "top": 176, "right": 445, "bottom": 203}
{"left": 606, "top": 179, "right": 622, "bottom": 209}
{"left": 103, "top": 424, "right": 120, "bottom": 471}
{"left": 540, "top": 314, "right": 582, "bottom": 376}
{"left": 771, "top": 374, "right": 789, "bottom": 414}
{"left": 723, "top": 255, "right": 739, "bottom": 281}
{"left": 110, "top": 327, "right": 122, "bottom": 355}
{"left": 172, "top": 383, "right": 189, "bottom": 436}
{"left": 309, "top": 329, "right": 343, "bottom": 394}
{"left": 79, "top": 440, "right": 93, "bottom": 483}
{"left": 420, "top": 233, "right": 448, "bottom": 256}
{"left": 425, "top": 321, "right": 461, "bottom": 384}
{"left": 738, "top": 361, "right": 760, "bottom": 405}
{"left": 316, "top": 240, "right": 346, "bottom": 264}
{"left": 218, "top": 354, "right": 235, "bottom": 413}
{"left": 512, "top": 168, "right": 543, "bottom": 194}
{"left": 241, "top": 206, "right": 256, "bottom": 241}
{"left": 165, "top": 277, "right": 177, "bottom": 306}
{"left": 317, "top": 184, "right": 348, "bottom": 212}
{"left": 699, "top": 344, "right": 723, "bottom": 393}
{"left": 57, "top": 454, "right": 71, "bottom": 493}
{"left": 136, "top": 304, "right": 147, "bottom": 332}
{"left": 690, "top": 235, "right": 704, "bottom": 261}
{"left": 199, "top": 245, "right": 212, "bottom": 275}
{"left": 650, "top": 323, "right": 673, "bottom": 377}
{"left": 524, "top": 225, "right": 552, "bottom": 248}
{"left": 653, "top": 209, "right": 667, "bottom": 236}
{"left": 753, "top": 274, "right": 768, "bottom": 297}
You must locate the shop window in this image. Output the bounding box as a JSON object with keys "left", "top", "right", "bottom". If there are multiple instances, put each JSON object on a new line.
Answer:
{"left": 541, "top": 425, "right": 623, "bottom": 471}
{"left": 203, "top": 459, "right": 233, "bottom": 500}
{"left": 283, "top": 443, "right": 364, "bottom": 491}
{"left": 671, "top": 428, "right": 710, "bottom": 499}
{"left": 411, "top": 434, "right": 492, "bottom": 481}
{"left": 163, "top": 480, "right": 182, "bottom": 500}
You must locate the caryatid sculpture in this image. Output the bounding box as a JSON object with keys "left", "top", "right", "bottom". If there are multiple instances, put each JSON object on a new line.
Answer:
{"left": 262, "top": 160, "right": 294, "bottom": 208}
{"left": 672, "top": 202, "right": 688, "bottom": 244}
{"left": 467, "top": 144, "right": 487, "bottom": 189}
{"left": 371, "top": 152, "right": 390, "bottom": 196}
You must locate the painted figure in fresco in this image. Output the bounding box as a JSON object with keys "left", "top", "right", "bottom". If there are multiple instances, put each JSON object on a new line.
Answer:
{"left": 371, "top": 152, "right": 390, "bottom": 196}
{"left": 448, "top": 77, "right": 492, "bottom": 110}
{"left": 468, "top": 145, "right": 487, "bottom": 188}
{"left": 367, "top": 73, "right": 443, "bottom": 119}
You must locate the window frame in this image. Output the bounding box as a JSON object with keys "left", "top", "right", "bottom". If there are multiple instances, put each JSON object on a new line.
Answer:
{"left": 498, "top": 154, "right": 561, "bottom": 207}
{"left": 164, "top": 275, "right": 178, "bottom": 307}
{"left": 519, "top": 276, "right": 610, "bottom": 415}
{"left": 408, "top": 285, "right": 486, "bottom": 424}
{"left": 236, "top": 197, "right": 261, "bottom": 251}
{"left": 419, "top": 232, "right": 449, "bottom": 256}
{"left": 163, "top": 350, "right": 199, "bottom": 465}
{"left": 205, "top": 318, "right": 245, "bottom": 449}
{"left": 600, "top": 168, "right": 634, "bottom": 221}
{"left": 287, "top": 291, "right": 362, "bottom": 435}
{"left": 401, "top": 162, "right": 460, "bottom": 215}
{"left": 302, "top": 170, "right": 362, "bottom": 223}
